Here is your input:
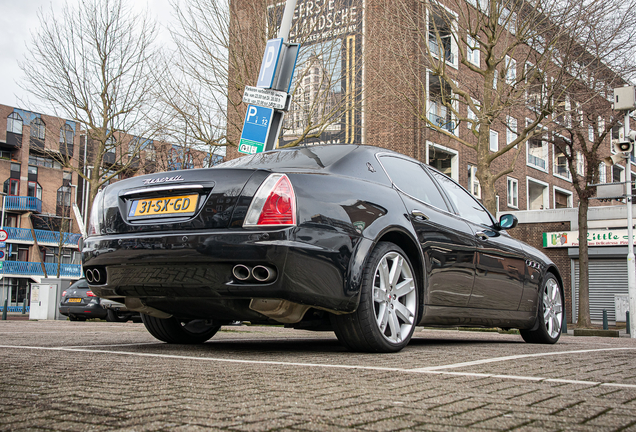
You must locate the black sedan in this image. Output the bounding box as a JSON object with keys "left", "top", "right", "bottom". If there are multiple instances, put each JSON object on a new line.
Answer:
{"left": 82, "top": 144, "right": 564, "bottom": 352}
{"left": 59, "top": 278, "right": 108, "bottom": 321}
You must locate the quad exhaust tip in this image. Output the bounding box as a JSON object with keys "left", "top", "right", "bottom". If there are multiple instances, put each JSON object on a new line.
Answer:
{"left": 232, "top": 264, "right": 277, "bottom": 283}
{"left": 85, "top": 268, "right": 104, "bottom": 284}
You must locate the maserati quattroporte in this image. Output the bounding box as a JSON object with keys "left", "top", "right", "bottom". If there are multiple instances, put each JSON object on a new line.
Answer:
{"left": 82, "top": 145, "right": 563, "bottom": 352}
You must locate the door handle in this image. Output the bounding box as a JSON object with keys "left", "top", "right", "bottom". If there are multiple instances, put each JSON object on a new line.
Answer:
{"left": 475, "top": 231, "right": 489, "bottom": 241}
{"left": 411, "top": 210, "right": 429, "bottom": 221}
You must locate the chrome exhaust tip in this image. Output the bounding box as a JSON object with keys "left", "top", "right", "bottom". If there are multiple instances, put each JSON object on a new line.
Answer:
{"left": 92, "top": 269, "right": 101, "bottom": 284}
{"left": 232, "top": 264, "right": 252, "bottom": 281}
{"left": 85, "top": 269, "right": 94, "bottom": 283}
{"left": 252, "top": 265, "right": 276, "bottom": 283}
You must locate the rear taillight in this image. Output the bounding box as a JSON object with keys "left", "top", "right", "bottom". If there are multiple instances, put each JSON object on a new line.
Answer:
{"left": 86, "top": 291, "right": 96, "bottom": 297}
{"left": 62, "top": 290, "right": 67, "bottom": 297}
{"left": 244, "top": 174, "right": 297, "bottom": 227}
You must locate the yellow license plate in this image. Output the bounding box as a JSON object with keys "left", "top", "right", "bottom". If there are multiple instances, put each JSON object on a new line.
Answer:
{"left": 68, "top": 298, "right": 82, "bottom": 303}
{"left": 129, "top": 194, "right": 199, "bottom": 217}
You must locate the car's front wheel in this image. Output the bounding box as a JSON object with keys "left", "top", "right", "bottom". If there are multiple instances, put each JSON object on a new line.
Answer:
{"left": 141, "top": 314, "right": 221, "bottom": 344}
{"left": 520, "top": 273, "right": 563, "bottom": 344}
{"left": 332, "top": 242, "right": 418, "bottom": 353}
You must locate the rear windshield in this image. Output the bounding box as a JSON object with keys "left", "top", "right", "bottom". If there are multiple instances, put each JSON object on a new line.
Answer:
{"left": 218, "top": 145, "right": 357, "bottom": 171}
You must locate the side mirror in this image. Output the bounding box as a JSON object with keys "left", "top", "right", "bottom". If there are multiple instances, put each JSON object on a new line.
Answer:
{"left": 498, "top": 214, "right": 518, "bottom": 230}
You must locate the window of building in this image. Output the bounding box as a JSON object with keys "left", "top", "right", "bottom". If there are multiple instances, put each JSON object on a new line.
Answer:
{"left": 493, "top": 69, "right": 498, "bottom": 89}
{"left": 28, "top": 154, "right": 62, "bottom": 169}
{"left": 554, "top": 187, "right": 573, "bottom": 208}
{"left": 467, "top": 164, "right": 481, "bottom": 198}
{"left": 588, "top": 125, "right": 595, "bottom": 142}
{"left": 27, "top": 182, "right": 42, "bottom": 200}
{"left": 428, "top": 4, "right": 458, "bottom": 67}
{"left": 30, "top": 117, "right": 45, "bottom": 140}
{"left": 427, "top": 72, "right": 457, "bottom": 134}
{"left": 506, "top": 116, "right": 517, "bottom": 146}
{"left": 59, "top": 124, "right": 73, "bottom": 145}
{"left": 467, "top": 35, "right": 480, "bottom": 66}
{"left": 427, "top": 142, "right": 459, "bottom": 181}
{"left": 5, "top": 215, "right": 19, "bottom": 228}
{"left": 505, "top": 55, "right": 516, "bottom": 84}
{"left": 498, "top": 7, "right": 517, "bottom": 34}
{"left": 598, "top": 162, "right": 607, "bottom": 183}
{"left": 576, "top": 152, "right": 585, "bottom": 176}
{"left": 7, "top": 112, "right": 23, "bottom": 134}
{"left": 489, "top": 130, "right": 499, "bottom": 152}
{"left": 507, "top": 177, "right": 518, "bottom": 208}
{"left": 612, "top": 164, "right": 624, "bottom": 183}
{"left": 525, "top": 63, "right": 544, "bottom": 110}
{"left": 527, "top": 135, "right": 547, "bottom": 171}
{"left": 56, "top": 186, "right": 72, "bottom": 216}
{"left": 527, "top": 177, "right": 549, "bottom": 210}
{"left": 3, "top": 179, "right": 19, "bottom": 196}
{"left": 553, "top": 144, "right": 571, "bottom": 181}
{"left": 466, "top": 98, "right": 480, "bottom": 131}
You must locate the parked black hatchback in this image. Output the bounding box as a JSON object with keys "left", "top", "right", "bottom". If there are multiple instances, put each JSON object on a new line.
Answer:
{"left": 59, "top": 278, "right": 107, "bottom": 321}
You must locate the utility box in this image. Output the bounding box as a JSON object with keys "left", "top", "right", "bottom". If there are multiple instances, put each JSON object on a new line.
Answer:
{"left": 29, "top": 284, "right": 58, "bottom": 320}
{"left": 615, "top": 294, "right": 629, "bottom": 323}
{"left": 614, "top": 86, "right": 636, "bottom": 111}
{"left": 28, "top": 278, "right": 72, "bottom": 320}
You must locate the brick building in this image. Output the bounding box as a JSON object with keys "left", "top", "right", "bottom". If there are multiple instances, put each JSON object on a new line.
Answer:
{"left": 227, "top": 0, "right": 634, "bottom": 324}
{"left": 0, "top": 103, "right": 223, "bottom": 309}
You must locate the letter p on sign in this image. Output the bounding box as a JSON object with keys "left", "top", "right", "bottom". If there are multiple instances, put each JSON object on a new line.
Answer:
{"left": 257, "top": 38, "right": 283, "bottom": 89}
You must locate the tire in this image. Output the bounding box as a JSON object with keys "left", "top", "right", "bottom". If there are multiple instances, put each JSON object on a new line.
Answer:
{"left": 141, "top": 314, "right": 221, "bottom": 344}
{"left": 331, "top": 242, "right": 418, "bottom": 353}
{"left": 106, "top": 309, "right": 128, "bottom": 323}
{"left": 520, "top": 272, "right": 563, "bottom": 344}
{"left": 69, "top": 316, "right": 79, "bottom": 322}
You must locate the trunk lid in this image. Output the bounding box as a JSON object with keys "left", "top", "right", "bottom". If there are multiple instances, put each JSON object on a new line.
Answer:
{"left": 98, "top": 168, "right": 267, "bottom": 234}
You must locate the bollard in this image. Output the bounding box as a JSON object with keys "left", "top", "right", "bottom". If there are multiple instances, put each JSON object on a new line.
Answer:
{"left": 1, "top": 299, "right": 6, "bottom": 321}
{"left": 628, "top": 311, "right": 631, "bottom": 335}
{"left": 562, "top": 309, "right": 567, "bottom": 334}
{"left": 603, "top": 309, "right": 608, "bottom": 330}
{"left": 22, "top": 298, "right": 27, "bottom": 315}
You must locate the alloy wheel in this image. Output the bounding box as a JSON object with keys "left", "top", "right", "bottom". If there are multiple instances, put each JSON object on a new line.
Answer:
{"left": 372, "top": 251, "right": 417, "bottom": 344}
{"left": 543, "top": 277, "right": 563, "bottom": 339}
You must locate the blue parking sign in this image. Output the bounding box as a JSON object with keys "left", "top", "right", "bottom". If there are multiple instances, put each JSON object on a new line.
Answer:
{"left": 257, "top": 38, "right": 283, "bottom": 89}
{"left": 239, "top": 105, "right": 274, "bottom": 155}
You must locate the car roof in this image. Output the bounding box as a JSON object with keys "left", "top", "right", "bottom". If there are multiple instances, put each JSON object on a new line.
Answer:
{"left": 217, "top": 144, "right": 403, "bottom": 172}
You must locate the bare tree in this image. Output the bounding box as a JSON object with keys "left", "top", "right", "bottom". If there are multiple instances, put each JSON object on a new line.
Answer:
{"left": 160, "top": 0, "right": 364, "bottom": 150}
{"left": 546, "top": 0, "right": 636, "bottom": 327}
{"left": 373, "top": 0, "right": 633, "bottom": 215}
{"left": 19, "top": 0, "right": 161, "bottom": 224}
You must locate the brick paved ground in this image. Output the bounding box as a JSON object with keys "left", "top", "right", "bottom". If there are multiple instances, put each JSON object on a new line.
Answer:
{"left": 1, "top": 320, "right": 636, "bottom": 431}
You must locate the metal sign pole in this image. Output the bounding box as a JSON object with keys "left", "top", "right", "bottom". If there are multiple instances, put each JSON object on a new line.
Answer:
{"left": 625, "top": 111, "right": 636, "bottom": 338}
{"left": 278, "top": 0, "right": 298, "bottom": 40}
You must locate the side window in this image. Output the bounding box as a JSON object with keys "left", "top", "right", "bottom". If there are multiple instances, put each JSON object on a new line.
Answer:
{"left": 379, "top": 156, "right": 448, "bottom": 211}
{"left": 429, "top": 170, "right": 493, "bottom": 226}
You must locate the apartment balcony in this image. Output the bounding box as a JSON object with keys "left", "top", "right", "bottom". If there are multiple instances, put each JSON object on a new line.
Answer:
{"left": 3, "top": 196, "right": 42, "bottom": 213}
{"left": 1, "top": 261, "right": 82, "bottom": 279}
{"left": 428, "top": 112, "right": 456, "bottom": 132}
{"left": 4, "top": 227, "right": 82, "bottom": 247}
{"left": 527, "top": 153, "right": 547, "bottom": 170}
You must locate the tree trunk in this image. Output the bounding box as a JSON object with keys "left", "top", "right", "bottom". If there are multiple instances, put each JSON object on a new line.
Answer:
{"left": 577, "top": 197, "right": 591, "bottom": 328}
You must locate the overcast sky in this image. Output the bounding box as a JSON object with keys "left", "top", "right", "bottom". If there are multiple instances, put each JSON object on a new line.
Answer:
{"left": 0, "top": 0, "right": 174, "bottom": 111}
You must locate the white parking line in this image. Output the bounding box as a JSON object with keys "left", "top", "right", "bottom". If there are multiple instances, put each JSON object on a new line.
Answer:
{"left": 410, "top": 347, "right": 636, "bottom": 371}
{"left": 1, "top": 344, "right": 636, "bottom": 389}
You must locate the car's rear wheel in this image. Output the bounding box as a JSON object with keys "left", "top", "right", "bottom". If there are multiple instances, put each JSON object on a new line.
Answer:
{"left": 332, "top": 242, "right": 418, "bottom": 353}
{"left": 520, "top": 273, "right": 563, "bottom": 344}
{"left": 141, "top": 314, "right": 221, "bottom": 344}
{"left": 106, "top": 309, "right": 129, "bottom": 323}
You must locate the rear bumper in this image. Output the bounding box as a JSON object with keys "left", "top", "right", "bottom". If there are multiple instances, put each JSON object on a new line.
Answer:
{"left": 59, "top": 304, "right": 108, "bottom": 319}
{"left": 82, "top": 228, "right": 363, "bottom": 318}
